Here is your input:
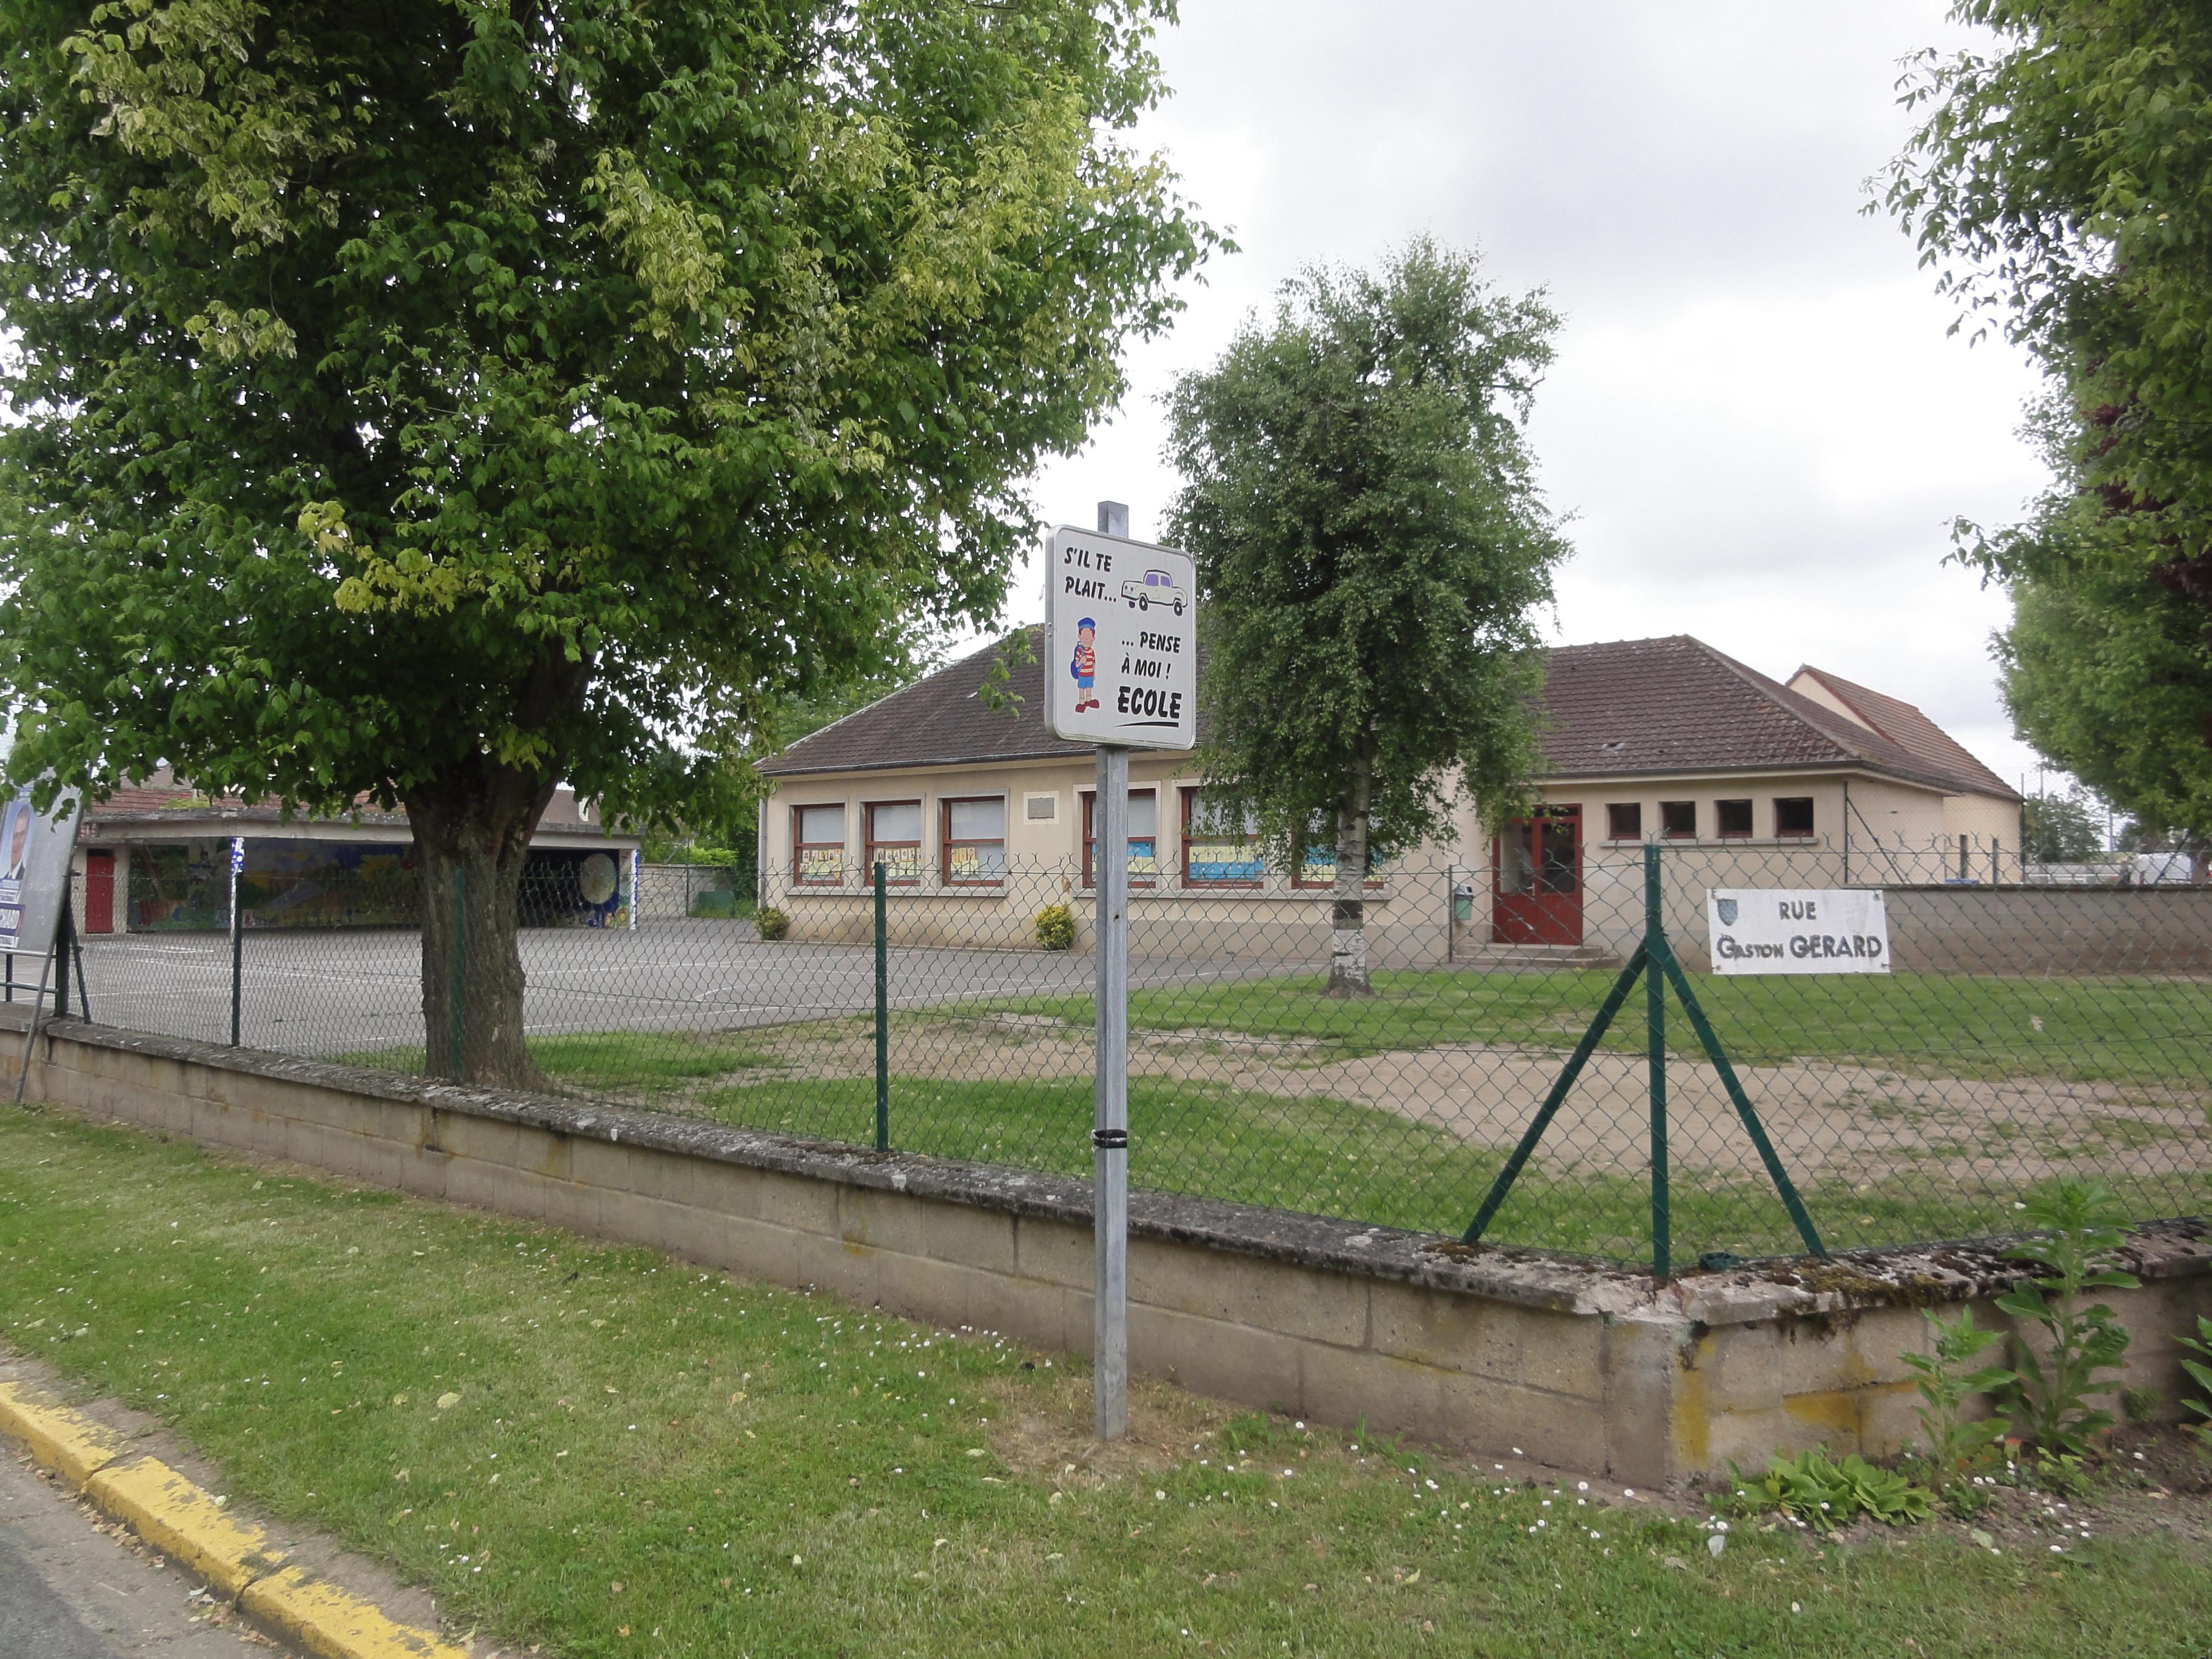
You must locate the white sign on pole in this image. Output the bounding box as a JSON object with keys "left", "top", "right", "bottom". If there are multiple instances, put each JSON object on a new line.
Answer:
{"left": 1707, "top": 888, "right": 1891, "bottom": 975}
{"left": 1044, "top": 525, "right": 1197, "bottom": 751}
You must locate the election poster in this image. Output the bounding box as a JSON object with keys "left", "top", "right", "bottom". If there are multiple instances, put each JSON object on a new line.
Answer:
{"left": 0, "top": 760, "right": 82, "bottom": 962}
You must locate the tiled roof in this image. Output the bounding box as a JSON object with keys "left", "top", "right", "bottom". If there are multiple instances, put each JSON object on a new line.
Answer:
{"left": 759, "top": 629, "right": 1136, "bottom": 777}
{"left": 1537, "top": 637, "right": 2016, "bottom": 799}
{"left": 83, "top": 780, "right": 628, "bottom": 836}
{"left": 1787, "top": 665, "right": 2018, "bottom": 801}
{"left": 760, "top": 630, "right": 2017, "bottom": 801}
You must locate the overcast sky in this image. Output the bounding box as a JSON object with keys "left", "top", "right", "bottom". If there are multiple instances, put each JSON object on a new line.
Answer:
{"left": 1005, "top": 0, "right": 2059, "bottom": 794}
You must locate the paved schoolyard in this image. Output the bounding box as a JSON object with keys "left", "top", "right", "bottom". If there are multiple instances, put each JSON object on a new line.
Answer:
{"left": 64, "top": 922, "right": 1295, "bottom": 1061}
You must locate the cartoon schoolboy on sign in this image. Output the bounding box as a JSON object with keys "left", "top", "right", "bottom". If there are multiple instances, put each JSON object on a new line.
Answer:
{"left": 1070, "top": 617, "right": 1101, "bottom": 712}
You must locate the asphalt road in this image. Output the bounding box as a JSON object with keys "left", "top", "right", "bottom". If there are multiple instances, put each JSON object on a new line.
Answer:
{"left": 60, "top": 922, "right": 1293, "bottom": 1061}
{"left": 0, "top": 1450, "right": 280, "bottom": 1658}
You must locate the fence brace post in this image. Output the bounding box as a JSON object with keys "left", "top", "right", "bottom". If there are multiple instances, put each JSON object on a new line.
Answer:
{"left": 1645, "top": 843, "right": 1670, "bottom": 1282}
{"left": 874, "top": 860, "right": 889, "bottom": 1153}
{"left": 448, "top": 868, "right": 466, "bottom": 1082}
{"left": 52, "top": 874, "right": 70, "bottom": 1020}
{"left": 1464, "top": 843, "right": 1825, "bottom": 1270}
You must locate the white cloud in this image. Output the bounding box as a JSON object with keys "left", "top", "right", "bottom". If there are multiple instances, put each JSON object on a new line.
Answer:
{"left": 1012, "top": 0, "right": 2058, "bottom": 789}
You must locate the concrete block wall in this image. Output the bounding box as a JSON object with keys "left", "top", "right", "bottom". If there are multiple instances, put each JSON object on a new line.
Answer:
{"left": 5, "top": 1013, "right": 2207, "bottom": 1488}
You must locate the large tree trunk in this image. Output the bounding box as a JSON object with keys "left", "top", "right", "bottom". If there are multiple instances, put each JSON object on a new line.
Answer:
{"left": 407, "top": 760, "right": 558, "bottom": 1089}
{"left": 1326, "top": 757, "right": 1374, "bottom": 999}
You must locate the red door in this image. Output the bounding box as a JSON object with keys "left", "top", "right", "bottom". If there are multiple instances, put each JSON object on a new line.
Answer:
{"left": 83, "top": 850, "right": 115, "bottom": 934}
{"left": 1490, "top": 807, "right": 1583, "bottom": 945}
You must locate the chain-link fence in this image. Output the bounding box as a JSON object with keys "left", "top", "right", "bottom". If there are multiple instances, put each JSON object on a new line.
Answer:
{"left": 53, "top": 836, "right": 2212, "bottom": 1271}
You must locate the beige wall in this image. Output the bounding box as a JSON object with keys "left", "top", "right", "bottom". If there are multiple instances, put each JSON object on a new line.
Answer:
{"left": 765, "top": 757, "right": 2026, "bottom": 957}
{"left": 12, "top": 1013, "right": 2210, "bottom": 1487}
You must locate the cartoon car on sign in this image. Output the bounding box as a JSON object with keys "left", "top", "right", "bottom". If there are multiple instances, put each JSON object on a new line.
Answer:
{"left": 1121, "top": 568, "right": 1187, "bottom": 615}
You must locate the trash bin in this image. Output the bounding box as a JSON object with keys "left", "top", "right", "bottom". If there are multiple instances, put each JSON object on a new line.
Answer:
{"left": 1452, "top": 880, "right": 1475, "bottom": 923}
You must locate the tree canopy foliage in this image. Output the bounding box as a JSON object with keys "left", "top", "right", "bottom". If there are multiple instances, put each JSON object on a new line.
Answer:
{"left": 0, "top": 0, "right": 1211, "bottom": 1079}
{"left": 1164, "top": 239, "right": 1567, "bottom": 993}
{"left": 2018, "top": 783, "right": 2108, "bottom": 863}
{"left": 1885, "top": 2, "right": 2212, "bottom": 839}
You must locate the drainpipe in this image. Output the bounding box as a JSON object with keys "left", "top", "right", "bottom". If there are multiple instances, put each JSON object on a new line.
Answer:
{"left": 755, "top": 791, "right": 768, "bottom": 911}
{"left": 1841, "top": 779, "right": 1851, "bottom": 885}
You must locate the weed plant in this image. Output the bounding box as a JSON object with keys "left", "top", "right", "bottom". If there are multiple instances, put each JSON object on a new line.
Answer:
{"left": 1995, "top": 1181, "right": 2140, "bottom": 1453}
{"left": 1903, "top": 1307, "right": 2013, "bottom": 1505}
{"left": 1726, "top": 1449, "right": 1933, "bottom": 1532}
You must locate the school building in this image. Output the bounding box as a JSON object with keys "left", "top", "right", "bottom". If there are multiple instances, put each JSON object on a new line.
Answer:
{"left": 752, "top": 632, "right": 2023, "bottom": 962}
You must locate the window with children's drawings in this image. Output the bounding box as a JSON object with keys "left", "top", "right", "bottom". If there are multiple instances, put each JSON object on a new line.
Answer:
{"left": 793, "top": 803, "right": 846, "bottom": 885}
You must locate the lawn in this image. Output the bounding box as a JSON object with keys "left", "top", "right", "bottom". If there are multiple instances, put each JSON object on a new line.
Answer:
{"left": 3, "top": 1107, "right": 2211, "bottom": 1658}
{"left": 994, "top": 967, "right": 2212, "bottom": 1088}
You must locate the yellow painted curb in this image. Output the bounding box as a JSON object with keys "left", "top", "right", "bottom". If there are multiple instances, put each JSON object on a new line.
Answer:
{"left": 84, "top": 1455, "right": 290, "bottom": 1597}
{"left": 0, "top": 1379, "right": 127, "bottom": 1484}
{"left": 243, "top": 1564, "right": 469, "bottom": 1659}
{"left": 0, "top": 1379, "right": 467, "bottom": 1659}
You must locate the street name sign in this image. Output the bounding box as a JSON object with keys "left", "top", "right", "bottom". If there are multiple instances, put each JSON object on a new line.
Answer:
{"left": 1706, "top": 888, "right": 1891, "bottom": 975}
{"left": 1044, "top": 525, "right": 1197, "bottom": 751}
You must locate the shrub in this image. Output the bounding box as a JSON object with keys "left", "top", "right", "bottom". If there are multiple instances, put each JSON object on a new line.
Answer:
{"left": 755, "top": 906, "right": 790, "bottom": 942}
{"left": 691, "top": 891, "right": 736, "bottom": 919}
{"left": 1033, "top": 903, "right": 1075, "bottom": 951}
{"left": 1996, "top": 1179, "right": 2140, "bottom": 1453}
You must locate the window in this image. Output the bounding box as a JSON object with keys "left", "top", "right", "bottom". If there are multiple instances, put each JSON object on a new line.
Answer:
{"left": 1294, "top": 816, "right": 1389, "bottom": 888}
{"left": 1181, "top": 789, "right": 1262, "bottom": 887}
{"left": 940, "top": 797, "right": 1007, "bottom": 884}
{"left": 1606, "top": 802, "right": 1642, "bottom": 842}
{"left": 1716, "top": 799, "right": 1754, "bottom": 839}
{"left": 1081, "top": 789, "right": 1158, "bottom": 887}
{"left": 1775, "top": 796, "right": 1815, "bottom": 839}
{"left": 1660, "top": 800, "right": 1697, "bottom": 840}
{"left": 863, "top": 801, "right": 921, "bottom": 883}
{"left": 792, "top": 803, "right": 846, "bottom": 885}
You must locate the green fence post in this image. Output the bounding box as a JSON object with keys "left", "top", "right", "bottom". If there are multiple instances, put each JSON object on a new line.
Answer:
{"left": 229, "top": 890, "right": 243, "bottom": 1047}
{"left": 1645, "top": 842, "right": 1670, "bottom": 1282}
{"left": 448, "top": 868, "right": 466, "bottom": 1083}
{"left": 874, "top": 860, "right": 889, "bottom": 1153}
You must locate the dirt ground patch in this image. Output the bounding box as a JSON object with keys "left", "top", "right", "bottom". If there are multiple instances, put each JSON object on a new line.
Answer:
{"left": 697, "top": 1013, "right": 2212, "bottom": 1191}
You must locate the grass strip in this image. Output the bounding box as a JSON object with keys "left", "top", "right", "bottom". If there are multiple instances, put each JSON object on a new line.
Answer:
{"left": 988, "top": 967, "right": 2212, "bottom": 1088}
{"left": 3, "top": 1108, "right": 2211, "bottom": 1658}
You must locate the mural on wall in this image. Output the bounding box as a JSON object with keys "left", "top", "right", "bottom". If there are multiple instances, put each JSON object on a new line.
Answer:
{"left": 127, "top": 842, "right": 232, "bottom": 931}
{"left": 126, "top": 841, "right": 628, "bottom": 931}
{"left": 245, "top": 840, "right": 420, "bottom": 927}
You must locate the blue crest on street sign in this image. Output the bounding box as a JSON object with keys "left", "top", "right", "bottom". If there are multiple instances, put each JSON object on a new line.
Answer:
{"left": 1717, "top": 897, "right": 1738, "bottom": 927}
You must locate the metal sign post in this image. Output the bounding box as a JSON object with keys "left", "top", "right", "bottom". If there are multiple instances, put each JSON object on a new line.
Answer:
{"left": 1091, "top": 743, "right": 1130, "bottom": 1440}
{"left": 1044, "top": 501, "right": 1198, "bottom": 1443}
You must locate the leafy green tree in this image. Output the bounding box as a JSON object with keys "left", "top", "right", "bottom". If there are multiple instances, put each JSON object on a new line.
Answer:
{"left": 1164, "top": 239, "right": 1568, "bottom": 996}
{"left": 0, "top": 0, "right": 1210, "bottom": 1082}
{"left": 1994, "top": 509, "right": 2212, "bottom": 846}
{"left": 1884, "top": 4, "right": 2212, "bottom": 835}
{"left": 2017, "top": 786, "right": 2106, "bottom": 864}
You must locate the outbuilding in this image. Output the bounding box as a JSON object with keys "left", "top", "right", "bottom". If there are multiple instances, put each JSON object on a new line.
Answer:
{"left": 67, "top": 769, "right": 641, "bottom": 934}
